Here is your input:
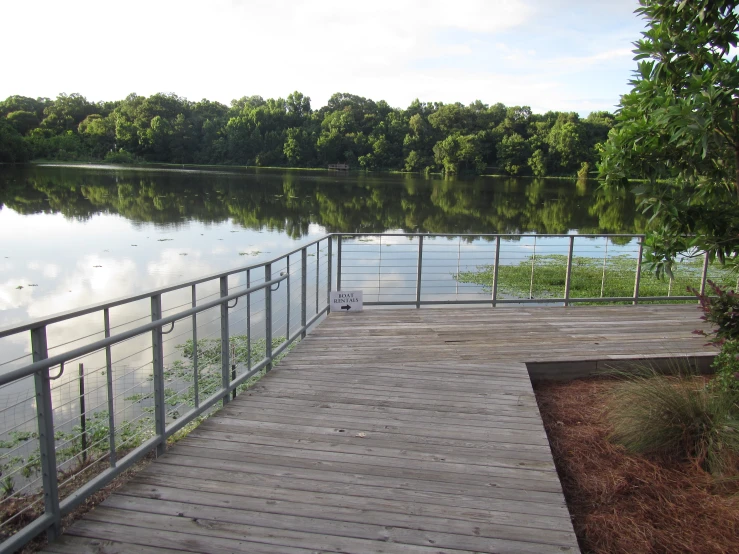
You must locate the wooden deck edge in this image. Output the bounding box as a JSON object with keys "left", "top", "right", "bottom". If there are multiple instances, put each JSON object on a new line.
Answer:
{"left": 526, "top": 352, "right": 716, "bottom": 383}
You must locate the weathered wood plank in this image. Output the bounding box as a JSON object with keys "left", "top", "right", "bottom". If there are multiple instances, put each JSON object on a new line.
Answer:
{"left": 174, "top": 437, "right": 560, "bottom": 482}
{"left": 115, "top": 480, "right": 576, "bottom": 535}
{"left": 185, "top": 427, "right": 557, "bottom": 470}
{"left": 199, "top": 412, "right": 549, "bottom": 445}
{"left": 166, "top": 444, "right": 566, "bottom": 493}
{"left": 140, "top": 462, "right": 571, "bottom": 517}
{"left": 46, "top": 305, "right": 710, "bottom": 553}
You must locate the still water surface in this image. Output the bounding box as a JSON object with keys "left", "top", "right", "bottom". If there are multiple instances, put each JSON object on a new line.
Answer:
{"left": 0, "top": 163, "right": 641, "bottom": 331}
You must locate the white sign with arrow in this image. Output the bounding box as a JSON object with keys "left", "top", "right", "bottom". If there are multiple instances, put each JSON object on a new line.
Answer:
{"left": 330, "top": 291, "right": 363, "bottom": 313}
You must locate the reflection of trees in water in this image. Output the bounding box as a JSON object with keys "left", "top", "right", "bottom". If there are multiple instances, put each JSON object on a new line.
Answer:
{"left": 0, "top": 167, "right": 644, "bottom": 237}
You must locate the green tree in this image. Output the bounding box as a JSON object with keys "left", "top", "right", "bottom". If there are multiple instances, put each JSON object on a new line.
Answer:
{"left": 40, "top": 93, "right": 95, "bottom": 133}
{"left": 432, "top": 133, "right": 484, "bottom": 174}
{"left": 497, "top": 133, "right": 530, "bottom": 175}
{"left": 546, "top": 114, "right": 584, "bottom": 171}
{"left": 283, "top": 127, "right": 313, "bottom": 166}
{"left": 0, "top": 119, "right": 31, "bottom": 162}
{"left": 528, "top": 149, "right": 547, "bottom": 177}
{"left": 6, "top": 111, "right": 40, "bottom": 135}
{"left": 600, "top": 0, "right": 739, "bottom": 276}
{"left": 0, "top": 95, "right": 50, "bottom": 119}
{"left": 79, "top": 114, "right": 116, "bottom": 157}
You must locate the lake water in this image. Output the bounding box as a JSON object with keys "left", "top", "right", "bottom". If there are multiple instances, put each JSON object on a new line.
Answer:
{"left": 0, "top": 163, "right": 642, "bottom": 332}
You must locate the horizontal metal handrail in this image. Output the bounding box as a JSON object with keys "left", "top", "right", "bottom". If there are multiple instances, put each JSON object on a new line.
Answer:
{"left": 335, "top": 232, "right": 647, "bottom": 238}
{"left": 0, "top": 275, "right": 287, "bottom": 387}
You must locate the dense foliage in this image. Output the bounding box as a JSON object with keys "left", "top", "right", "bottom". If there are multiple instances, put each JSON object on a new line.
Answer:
{"left": 0, "top": 92, "right": 613, "bottom": 176}
{"left": 600, "top": 0, "right": 739, "bottom": 277}
{"left": 693, "top": 280, "right": 739, "bottom": 391}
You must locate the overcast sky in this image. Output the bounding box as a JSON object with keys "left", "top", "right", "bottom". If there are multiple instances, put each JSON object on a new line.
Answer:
{"left": 2, "top": 0, "right": 645, "bottom": 115}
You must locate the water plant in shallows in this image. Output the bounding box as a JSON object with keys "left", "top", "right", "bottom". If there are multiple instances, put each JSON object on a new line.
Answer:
{"left": 456, "top": 254, "right": 736, "bottom": 301}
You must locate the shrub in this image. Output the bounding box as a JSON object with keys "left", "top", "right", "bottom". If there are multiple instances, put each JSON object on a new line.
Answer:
{"left": 692, "top": 280, "right": 739, "bottom": 344}
{"left": 691, "top": 280, "right": 739, "bottom": 392}
{"left": 711, "top": 339, "right": 739, "bottom": 393}
{"left": 606, "top": 365, "right": 739, "bottom": 476}
{"left": 104, "top": 148, "right": 136, "bottom": 164}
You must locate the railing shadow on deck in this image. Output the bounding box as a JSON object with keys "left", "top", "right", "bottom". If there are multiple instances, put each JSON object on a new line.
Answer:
{"left": 0, "top": 232, "right": 729, "bottom": 551}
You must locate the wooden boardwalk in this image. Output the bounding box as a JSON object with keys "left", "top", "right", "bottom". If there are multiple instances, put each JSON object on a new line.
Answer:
{"left": 45, "top": 305, "right": 711, "bottom": 554}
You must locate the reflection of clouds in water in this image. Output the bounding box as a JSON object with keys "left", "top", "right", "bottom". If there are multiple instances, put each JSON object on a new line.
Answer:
{"left": 0, "top": 260, "right": 15, "bottom": 273}
{"left": 0, "top": 277, "right": 35, "bottom": 310}
{"left": 0, "top": 246, "right": 231, "bottom": 436}
{"left": 3, "top": 249, "right": 221, "bottom": 381}
{"left": 344, "top": 231, "right": 414, "bottom": 246}
{"left": 307, "top": 224, "right": 327, "bottom": 235}
{"left": 28, "top": 256, "right": 138, "bottom": 319}
{"left": 28, "top": 261, "right": 61, "bottom": 279}
{"left": 147, "top": 249, "right": 215, "bottom": 285}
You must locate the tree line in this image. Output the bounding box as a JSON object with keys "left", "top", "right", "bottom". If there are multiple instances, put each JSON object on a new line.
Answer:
{"left": 0, "top": 92, "right": 614, "bottom": 176}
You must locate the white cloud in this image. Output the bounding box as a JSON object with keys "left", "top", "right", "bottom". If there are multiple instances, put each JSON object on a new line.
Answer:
{"left": 0, "top": 0, "right": 641, "bottom": 114}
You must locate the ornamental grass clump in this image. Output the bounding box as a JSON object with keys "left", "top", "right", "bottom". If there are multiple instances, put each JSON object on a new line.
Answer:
{"left": 607, "top": 366, "right": 739, "bottom": 476}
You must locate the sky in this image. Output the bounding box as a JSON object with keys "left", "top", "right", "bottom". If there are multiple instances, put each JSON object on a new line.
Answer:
{"left": 1, "top": 0, "right": 646, "bottom": 115}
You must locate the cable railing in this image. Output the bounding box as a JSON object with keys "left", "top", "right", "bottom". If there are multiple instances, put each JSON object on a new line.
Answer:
{"left": 0, "top": 235, "right": 333, "bottom": 552}
{"left": 0, "top": 231, "right": 735, "bottom": 551}
{"left": 334, "top": 233, "right": 734, "bottom": 307}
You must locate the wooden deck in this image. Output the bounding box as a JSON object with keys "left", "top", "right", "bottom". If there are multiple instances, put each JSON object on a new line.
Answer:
{"left": 44, "top": 305, "right": 711, "bottom": 554}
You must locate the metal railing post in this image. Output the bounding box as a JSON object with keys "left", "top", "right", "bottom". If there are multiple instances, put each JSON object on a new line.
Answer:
{"left": 265, "top": 263, "right": 273, "bottom": 371}
{"left": 78, "top": 363, "right": 87, "bottom": 463}
{"left": 416, "top": 235, "right": 424, "bottom": 309}
{"left": 150, "top": 295, "right": 166, "bottom": 456}
{"left": 564, "top": 236, "right": 575, "bottom": 307}
{"left": 219, "top": 277, "right": 230, "bottom": 405}
{"left": 31, "top": 325, "right": 61, "bottom": 541}
{"left": 103, "top": 308, "right": 116, "bottom": 467}
{"left": 246, "top": 270, "right": 251, "bottom": 372}
{"left": 600, "top": 237, "right": 608, "bottom": 298}
{"left": 633, "top": 240, "right": 644, "bottom": 305}
{"left": 699, "top": 250, "right": 710, "bottom": 296}
{"left": 286, "top": 256, "right": 291, "bottom": 338}
{"left": 492, "top": 236, "right": 500, "bottom": 307}
{"left": 337, "top": 235, "right": 342, "bottom": 291}
{"left": 301, "top": 247, "right": 307, "bottom": 338}
{"left": 315, "top": 242, "right": 320, "bottom": 316}
{"left": 191, "top": 286, "right": 199, "bottom": 408}
{"left": 529, "top": 235, "right": 537, "bottom": 300}
{"left": 327, "top": 237, "right": 333, "bottom": 299}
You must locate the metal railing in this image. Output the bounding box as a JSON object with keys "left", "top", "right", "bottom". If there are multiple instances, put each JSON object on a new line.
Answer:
{"left": 0, "top": 232, "right": 732, "bottom": 551}
{"left": 0, "top": 235, "right": 333, "bottom": 552}
{"left": 333, "top": 233, "right": 725, "bottom": 307}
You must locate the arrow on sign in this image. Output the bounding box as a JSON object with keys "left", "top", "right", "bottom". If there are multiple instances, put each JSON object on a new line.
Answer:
{"left": 341, "top": 305, "right": 352, "bottom": 311}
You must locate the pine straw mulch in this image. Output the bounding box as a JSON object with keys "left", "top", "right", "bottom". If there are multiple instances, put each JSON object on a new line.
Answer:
{"left": 534, "top": 378, "right": 739, "bottom": 554}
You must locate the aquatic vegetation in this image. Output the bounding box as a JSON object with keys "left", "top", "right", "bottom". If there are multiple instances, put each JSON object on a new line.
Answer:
{"left": 457, "top": 254, "right": 736, "bottom": 302}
